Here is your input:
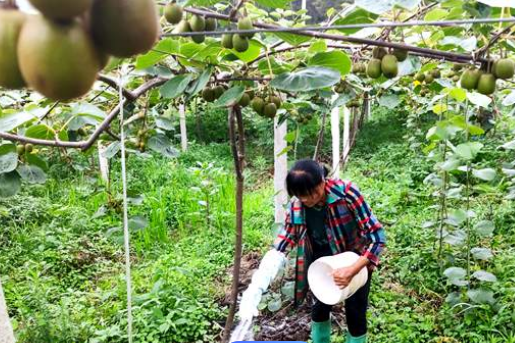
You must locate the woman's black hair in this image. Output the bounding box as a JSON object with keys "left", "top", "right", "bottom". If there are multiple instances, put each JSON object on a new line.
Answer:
{"left": 286, "top": 159, "right": 329, "bottom": 197}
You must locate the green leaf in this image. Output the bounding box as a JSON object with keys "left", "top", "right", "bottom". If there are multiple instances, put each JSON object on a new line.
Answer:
{"left": 271, "top": 67, "right": 341, "bottom": 92}
{"left": 284, "top": 131, "right": 297, "bottom": 143}
{"left": 255, "top": 0, "right": 294, "bottom": 8}
{"left": 135, "top": 39, "right": 180, "bottom": 69}
{"left": 445, "top": 208, "right": 468, "bottom": 226}
{"left": 502, "top": 90, "right": 515, "bottom": 106}
{"left": 186, "top": 67, "right": 212, "bottom": 99}
{"left": 308, "top": 51, "right": 351, "bottom": 75}
{"left": 471, "top": 247, "right": 493, "bottom": 260}
{"left": 0, "top": 171, "right": 21, "bottom": 197}
{"left": 444, "top": 267, "right": 468, "bottom": 286}
{"left": 500, "top": 140, "right": 515, "bottom": 150}
{"left": 160, "top": 74, "right": 194, "bottom": 99}
{"left": 128, "top": 216, "right": 149, "bottom": 232}
{"left": 424, "top": 8, "right": 449, "bottom": 21}
{"left": 454, "top": 142, "right": 483, "bottom": 161}
{"left": 102, "top": 142, "right": 121, "bottom": 159}
{"left": 467, "top": 92, "right": 492, "bottom": 108}
{"left": 68, "top": 103, "right": 106, "bottom": 131}
{"left": 275, "top": 32, "right": 312, "bottom": 46}
{"left": 440, "top": 158, "right": 461, "bottom": 172}
{"left": 231, "top": 40, "right": 263, "bottom": 63}
{"left": 440, "top": 36, "right": 477, "bottom": 52}
{"left": 25, "top": 124, "right": 55, "bottom": 140}
{"left": 147, "top": 134, "right": 179, "bottom": 158}
{"left": 333, "top": 8, "right": 378, "bottom": 34}
{"left": 26, "top": 153, "right": 48, "bottom": 171}
{"left": 448, "top": 88, "right": 467, "bottom": 102}
{"left": 0, "top": 109, "right": 39, "bottom": 132}
{"left": 472, "top": 168, "right": 496, "bottom": 181}
{"left": 332, "top": 93, "right": 354, "bottom": 108}
{"left": 185, "top": 0, "right": 219, "bottom": 5}
{"left": 467, "top": 289, "right": 495, "bottom": 305}
{"left": 213, "top": 86, "right": 245, "bottom": 108}
{"left": 355, "top": 0, "right": 393, "bottom": 14}
{"left": 420, "top": 63, "right": 439, "bottom": 73}
{"left": 17, "top": 165, "right": 46, "bottom": 184}
{"left": 308, "top": 40, "right": 327, "bottom": 53}
{"left": 0, "top": 144, "right": 17, "bottom": 174}
{"left": 474, "top": 220, "right": 495, "bottom": 237}
{"left": 472, "top": 270, "right": 497, "bottom": 283}
{"left": 378, "top": 94, "right": 401, "bottom": 109}
{"left": 155, "top": 117, "right": 175, "bottom": 131}
{"left": 432, "top": 103, "right": 447, "bottom": 114}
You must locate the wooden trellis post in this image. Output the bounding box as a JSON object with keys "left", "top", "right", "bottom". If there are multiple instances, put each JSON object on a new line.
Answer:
{"left": 274, "top": 117, "right": 288, "bottom": 223}
{"left": 0, "top": 280, "right": 15, "bottom": 343}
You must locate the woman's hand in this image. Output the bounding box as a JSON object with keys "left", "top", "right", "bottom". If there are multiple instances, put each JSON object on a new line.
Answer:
{"left": 331, "top": 266, "right": 356, "bottom": 289}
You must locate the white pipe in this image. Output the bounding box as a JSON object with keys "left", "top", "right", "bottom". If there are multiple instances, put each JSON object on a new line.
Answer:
{"left": 331, "top": 100, "right": 341, "bottom": 176}
{"left": 274, "top": 117, "right": 288, "bottom": 224}
{"left": 342, "top": 106, "right": 351, "bottom": 162}
{"left": 179, "top": 103, "right": 187, "bottom": 152}
{"left": 0, "top": 280, "right": 16, "bottom": 343}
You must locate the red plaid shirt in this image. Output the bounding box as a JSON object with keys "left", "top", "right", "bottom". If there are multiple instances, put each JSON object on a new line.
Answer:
{"left": 273, "top": 178, "right": 386, "bottom": 305}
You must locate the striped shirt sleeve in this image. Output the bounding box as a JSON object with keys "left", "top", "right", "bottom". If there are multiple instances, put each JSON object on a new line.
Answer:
{"left": 273, "top": 207, "right": 297, "bottom": 254}
{"left": 344, "top": 182, "right": 386, "bottom": 266}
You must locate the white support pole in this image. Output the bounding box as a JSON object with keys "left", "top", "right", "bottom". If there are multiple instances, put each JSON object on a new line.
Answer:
{"left": 0, "top": 280, "right": 15, "bottom": 343}
{"left": 97, "top": 141, "right": 109, "bottom": 184}
{"left": 179, "top": 103, "right": 187, "bottom": 152}
{"left": 331, "top": 99, "right": 341, "bottom": 177}
{"left": 342, "top": 106, "right": 351, "bottom": 163}
{"left": 301, "top": 0, "right": 307, "bottom": 10}
{"left": 274, "top": 117, "right": 288, "bottom": 224}
{"left": 365, "top": 93, "right": 371, "bottom": 122}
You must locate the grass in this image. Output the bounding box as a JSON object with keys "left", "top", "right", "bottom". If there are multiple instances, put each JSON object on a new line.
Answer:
{"left": 1, "top": 107, "right": 514, "bottom": 342}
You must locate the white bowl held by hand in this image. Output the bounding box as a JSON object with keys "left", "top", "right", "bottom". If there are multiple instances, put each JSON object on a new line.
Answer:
{"left": 307, "top": 251, "right": 368, "bottom": 305}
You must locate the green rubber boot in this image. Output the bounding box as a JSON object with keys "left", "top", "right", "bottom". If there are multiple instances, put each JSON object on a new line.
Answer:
{"left": 345, "top": 331, "right": 367, "bottom": 343}
{"left": 311, "top": 320, "right": 331, "bottom": 343}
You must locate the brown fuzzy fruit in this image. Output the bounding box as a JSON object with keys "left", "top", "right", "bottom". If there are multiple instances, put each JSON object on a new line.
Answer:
{"left": 477, "top": 73, "right": 496, "bottom": 95}
{"left": 90, "top": 0, "right": 159, "bottom": 58}
{"left": 164, "top": 2, "right": 183, "bottom": 25}
{"left": 28, "top": 0, "right": 92, "bottom": 20}
{"left": 18, "top": 15, "right": 100, "bottom": 101}
{"left": 0, "top": 10, "right": 26, "bottom": 89}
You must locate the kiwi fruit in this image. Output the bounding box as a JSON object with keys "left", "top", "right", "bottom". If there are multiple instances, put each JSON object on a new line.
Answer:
{"left": 221, "top": 33, "right": 233, "bottom": 49}
{"left": 372, "top": 47, "right": 387, "bottom": 59}
{"left": 205, "top": 17, "right": 217, "bottom": 31}
{"left": 392, "top": 49, "right": 408, "bottom": 62}
{"left": 263, "top": 103, "right": 277, "bottom": 118}
{"left": 424, "top": 73, "right": 434, "bottom": 84}
{"left": 28, "top": 0, "right": 92, "bottom": 20}
{"left": 237, "top": 17, "right": 254, "bottom": 38}
{"left": 432, "top": 69, "right": 441, "bottom": 78}
{"left": 213, "top": 85, "right": 225, "bottom": 99}
{"left": 164, "top": 2, "right": 183, "bottom": 25}
{"left": 175, "top": 20, "right": 191, "bottom": 33}
{"left": 452, "top": 75, "right": 460, "bottom": 82}
{"left": 189, "top": 15, "right": 205, "bottom": 32}
{"left": 0, "top": 10, "right": 26, "bottom": 89}
{"left": 366, "top": 58, "right": 382, "bottom": 79}
{"left": 202, "top": 87, "right": 215, "bottom": 102}
{"left": 25, "top": 143, "right": 34, "bottom": 153}
{"left": 18, "top": 15, "right": 100, "bottom": 101}
{"left": 477, "top": 73, "right": 496, "bottom": 95}
{"left": 91, "top": 0, "right": 159, "bottom": 58}
{"left": 270, "top": 95, "right": 282, "bottom": 109}
{"left": 191, "top": 33, "right": 205, "bottom": 44}
{"left": 238, "top": 92, "right": 250, "bottom": 107}
{"left": 16, "top": 145, "right": 25, "bottom": 155}
{"left": 232, "top": 34, "right": 249, "bottom": 52}
{"left": 381, "top": 54, "right": 398, "bottom": 78}
{"left": 460, "top": 69, "right": 480, "bottom": 90}
{"left": 415, "top": 72, "right": 425, "bottom": 82}
{"left": 251, "top": 97, "right": 265, "bottom": 115}
{"left": 246, "top": 89, "right": 255, "bottom": 99}
{"left": 494, "top": 58, "right": 514, "bottom": 79}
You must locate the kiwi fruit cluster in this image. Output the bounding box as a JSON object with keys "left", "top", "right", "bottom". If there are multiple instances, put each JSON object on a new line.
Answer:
{"left": 0, "top": 0, "right": 159, "bottom": 101}
{"left": 289, "top": 109, "right": 313, "bottom": 125}
{"left": 460, "top": 59, "right": 514, "bottom": 95}
{"left": 221, "top": 16, "right": 254, "bottom": 53}
{"left": 367, "top": 47, "right": 407, "bottom": 79}
{"left": 166, "top": 2, "right": 217, "bottom": 45}
{"left": 201, "top": 84, "right": 228, "bottom": 102}
{"left": 251, "top": 93, "right": 281, "bottom": 118}
{"left": 16, "top": 143, "right": 33, "bottom": 155}
{"left": 414, "top": 68, "right": 440, "bottom": 85}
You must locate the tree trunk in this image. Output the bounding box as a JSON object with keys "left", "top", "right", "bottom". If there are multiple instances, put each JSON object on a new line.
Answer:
{"left": 223, "top": 106, "right": 245, "bottom": 343}
{"left": 0, "top": 280, "right": 15, "bottom": 343}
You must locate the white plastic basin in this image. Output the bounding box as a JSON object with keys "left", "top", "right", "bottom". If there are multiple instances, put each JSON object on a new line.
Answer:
{"left": 307, "top": 251, "right": 368, "bottom": 305}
